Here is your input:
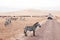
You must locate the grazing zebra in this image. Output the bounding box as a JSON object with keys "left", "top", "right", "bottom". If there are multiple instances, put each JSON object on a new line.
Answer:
{"left": 4, "top": 18, "right": 11, "bottom": 26}
{"left": 20, "top": 17, "right": 25, "bottom": 21}
{"left": 11, "top": 17, "right": 18, "bottom": 20}
{"left": 24, "top": 22, "right": 41, "bottom": 36}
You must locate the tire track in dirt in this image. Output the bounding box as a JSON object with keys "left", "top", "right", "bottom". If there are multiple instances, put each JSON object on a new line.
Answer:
{"left": 52, "top": 20, "right": 60, "bottom": 40}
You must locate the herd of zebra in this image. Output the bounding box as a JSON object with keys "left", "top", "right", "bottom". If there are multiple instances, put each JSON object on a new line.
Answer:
{"left": 3, "top": 14, "right": 53, "bottom": 36}
{"left": 4, "top": 17, "right": 26, "bottom": 26}
{"left": 4, "top": 17, "right": 42, "bottom": 36}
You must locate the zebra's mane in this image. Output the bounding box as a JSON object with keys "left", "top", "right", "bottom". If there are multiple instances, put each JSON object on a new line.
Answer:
{"left": 33, "top": 22, "right": 39, "bottom": 26}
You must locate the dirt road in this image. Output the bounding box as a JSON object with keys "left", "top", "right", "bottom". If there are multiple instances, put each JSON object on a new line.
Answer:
{"left": 23, "top": 19, "right": 60, "bottom": 40}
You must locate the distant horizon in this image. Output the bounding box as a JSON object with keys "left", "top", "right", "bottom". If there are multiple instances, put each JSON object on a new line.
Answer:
{"left": 0, "top": 8, "right": 60, "bottom": 12}
{"left": 0, "top": 0, "right": 60, "bottom": 12}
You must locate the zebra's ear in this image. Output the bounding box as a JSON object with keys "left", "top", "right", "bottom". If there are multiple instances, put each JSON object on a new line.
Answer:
{"left": 36, "top": 22, "right": 39, "bottom": 24}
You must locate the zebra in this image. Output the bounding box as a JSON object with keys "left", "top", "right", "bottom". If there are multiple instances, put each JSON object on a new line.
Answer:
{"left": 4, "top": 18, "right": 11, "bottom": 26}
{"left": 24, "top": 22, "right": 41, "bottom": 36}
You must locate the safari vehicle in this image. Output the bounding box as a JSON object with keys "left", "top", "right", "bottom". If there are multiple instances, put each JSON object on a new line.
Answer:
{"left": 47, "top": 17, "right": 53, "bottom": 19}
{"left": 47, "top": 13, "right": 53, "bottom": 20}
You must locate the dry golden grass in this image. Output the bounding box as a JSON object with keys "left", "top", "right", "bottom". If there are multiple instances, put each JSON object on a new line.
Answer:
{"left": 55, "top": 16, "right": 60, "bottom": 22}
{"left": 0, "top": 9, "right": 60, "bottom": 40}
{"left": 0, "top": 17, "right": 46, "bottom": 40}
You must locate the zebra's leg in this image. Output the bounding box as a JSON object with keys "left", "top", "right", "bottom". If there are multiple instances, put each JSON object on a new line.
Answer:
{"left": 10, "top": 21, "right": 11, "bottom": 23}
{"left": 24, "top": 30, "right": 27, "bottom": 36}
{"left": 5, "top": 24, "right": 6, "bottom": 27}
{"left": 4, "top": 23, "right": 7, "bottom": 27}
{"left": 33, "top": 30, "right": 35, "bottom": 36}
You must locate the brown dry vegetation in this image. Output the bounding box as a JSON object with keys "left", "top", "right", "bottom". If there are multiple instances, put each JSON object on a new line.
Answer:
{"left": 0, "top": 9, "right": 60, "bottom": 40}
{"left": 0, "top": 16, "right": 46, "bottom": 40}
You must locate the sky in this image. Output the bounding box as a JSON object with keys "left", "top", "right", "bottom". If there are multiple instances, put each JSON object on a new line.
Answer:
{"left": 0, "top": 0, "right": 60, "bottom": 12}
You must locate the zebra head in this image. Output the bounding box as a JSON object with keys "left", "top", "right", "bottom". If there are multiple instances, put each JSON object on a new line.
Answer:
{"left": 34, "top": 22, "right": 41, "bottom": 28}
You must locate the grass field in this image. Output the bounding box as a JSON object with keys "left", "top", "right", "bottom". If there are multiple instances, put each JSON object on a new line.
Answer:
{"left": 0, "top": 16, "right": 47, "bottom": 40}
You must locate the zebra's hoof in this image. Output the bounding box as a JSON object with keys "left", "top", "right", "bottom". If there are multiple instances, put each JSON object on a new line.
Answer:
{"left": 25, "top": 35, "right": 27, "bottom": 36}
{"left": 33, "top": 35, "right": 35, "bottom": 36}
